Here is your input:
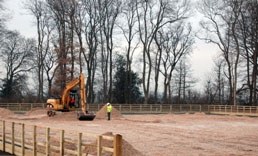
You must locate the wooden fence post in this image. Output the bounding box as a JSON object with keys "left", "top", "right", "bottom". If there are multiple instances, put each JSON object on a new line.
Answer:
{"left": 97, "top": 135, "right": 102, "bottom": 156}
{"left": 113, "top": 134, "right": 122, "bottom": 156}
{"left": 21, "top": 123, "right": 25, "bottom": 156}
{"left": 11, "top": 122, "right": 14, "bottom": 154}
{"left": 33, "top": 126, "right": 37, "bottom": 156}
{"left": 46, "top": 127, "right": 50, "bottom": 156}
{"left": 2, "top": 120, "right": 5, "bottom": 152}
{"left": 77, "top": 133, "right": 82, "bottom": 156}
{"left": 60, "top": 130, "right": 64, "bottom": 156}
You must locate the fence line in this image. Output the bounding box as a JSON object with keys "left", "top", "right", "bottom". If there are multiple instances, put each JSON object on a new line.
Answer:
{"left": 207, "top": 105, "right": 258, "bottom": 116}
{"left": 0, "top": 103, "right": 45, "bottom": 113}
{"left": 0, "top": 103, "right": 258, "bottom": 116}
{"left": 92, "top": 104, "right": 258, "bottom": 116}
{"left": 0, "top": 120, "right": 122, "bottom": 156}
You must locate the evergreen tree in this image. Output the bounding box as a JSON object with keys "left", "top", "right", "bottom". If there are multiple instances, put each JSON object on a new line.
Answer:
{"left": 0, "top": 75, "right": 27, "bottom": 100}
{"left": 112, "top": 55, "right": 142, "bottom": 104}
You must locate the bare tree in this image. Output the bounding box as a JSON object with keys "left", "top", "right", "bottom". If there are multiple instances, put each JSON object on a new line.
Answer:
{"left": 0, "top": 0, "right": 7, "bottom": 42}
{"left": 174, "top": 59, "right": 195, "bottom": 104}
{"left": 0, "top": 0, "right": 4, "bottom": 27}
{"left": 66, "top": 0, "right": 77, "bottom": 79}
{"left": 238, "top": 1, "right": 258, "bottom": 105}
{"left": 98, "top": 0, "right": 121, "bottom": 102}
{"left": 0, "top": 31, "right": 35, "bottom": 100}
{"left": 26, "top": 0, "right": 61, "bottom": 99}
{"left": 46, "top": 0, "right": 71, "bottom": 93}
{"left": 26, "top": 0, "right": 49, "bottom": 101}
{"left": 44, "top": 47, "right": 59, "bottom": 98}
{"left": 157, "top": 23, "right": 193, "bottom": 103}
{"left": 198, "top": 0, "right": 243, "bottom": 105}
{"left": 153, "top": 30, "right": 164, "bottom": 103}
{"left": 77, "top": 0, "right": 100, "bottom": 103}
{"left": 136, "top": 0, "right": 190, "bottom": 104}
{"left": 213, "top": 58, "right": 226, "bottom": 104}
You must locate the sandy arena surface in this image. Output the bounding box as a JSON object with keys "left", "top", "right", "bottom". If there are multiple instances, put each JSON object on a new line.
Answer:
{"left": 1, "top": 107, "right": 258, "bottom": 156}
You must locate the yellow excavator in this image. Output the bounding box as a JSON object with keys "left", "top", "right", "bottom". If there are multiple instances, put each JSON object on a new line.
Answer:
{"left": 46, "top": 73, "right": 96, "bottom": 120}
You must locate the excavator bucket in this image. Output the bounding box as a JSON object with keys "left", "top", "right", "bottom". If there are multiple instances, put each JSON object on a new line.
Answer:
{"left": 77, "top": 111, "right": 96, "bottom": 121}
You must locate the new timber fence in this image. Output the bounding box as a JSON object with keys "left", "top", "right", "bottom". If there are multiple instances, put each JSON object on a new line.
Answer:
{"left": 0, "top": 103, "right": 258, "bottom": 116}
{"left": 0, "top": 120, "right": 122, "bottom": 156}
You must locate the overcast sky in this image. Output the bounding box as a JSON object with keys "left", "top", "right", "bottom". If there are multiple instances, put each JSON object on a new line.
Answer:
{"left": 3, "top": 0, "right": 219, "bottom": 91}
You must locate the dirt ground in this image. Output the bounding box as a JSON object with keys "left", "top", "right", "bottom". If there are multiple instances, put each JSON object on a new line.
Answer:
{"left": 1, "top": 107, "right": 258, "bottom": 156}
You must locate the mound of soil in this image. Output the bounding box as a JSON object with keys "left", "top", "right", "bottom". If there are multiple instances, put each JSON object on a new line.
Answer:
{"left": 6, "top": 108, "right": 48, "bottom": 120}
{"left": 0, "top": 108, "right": 14, "bottom": 118}
{"left": 84, "top": 132, "right": 143, "bottom": 156}
{"left": 95, "top": 105, "right": 123, "bottom": 120}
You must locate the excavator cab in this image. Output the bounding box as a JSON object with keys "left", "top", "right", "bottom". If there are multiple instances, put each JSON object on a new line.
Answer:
{"left": 68, "top": 90, "right": 77, "bottom": 109}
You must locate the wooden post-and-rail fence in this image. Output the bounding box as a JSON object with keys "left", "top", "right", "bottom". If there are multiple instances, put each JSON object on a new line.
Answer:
{"left": 0, "top": 120, "right": 122, "bottom": 156}
{"left": 1, "top": 103, "right": 258, "bottom": 116}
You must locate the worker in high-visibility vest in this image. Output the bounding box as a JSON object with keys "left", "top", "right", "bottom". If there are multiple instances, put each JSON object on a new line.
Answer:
{"left": 106, "top": 103, "right": 112, "bottom": 120}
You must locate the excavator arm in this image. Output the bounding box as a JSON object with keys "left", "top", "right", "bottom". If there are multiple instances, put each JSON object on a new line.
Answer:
{"left": 77, "top": 73, "right": 95, "bottom": 120}
{"left": 79, "top": 73, "right": 86, "bottom": 114}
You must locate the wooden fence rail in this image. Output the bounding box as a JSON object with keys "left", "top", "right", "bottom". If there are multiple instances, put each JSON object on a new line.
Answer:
{"left": 0, "top": 120, "right": 122, "bottom": 156}
{"left": 0, "top": 103, "right": 45, "bottom": 113}
{"left": 0, "top": 103, "right": 258, "bottom": 116}
{"left": 0, "top": 103, "right": 214, "bottom": 113}
{"left": 208, "top": 105, "right": 258, "bottom": 116}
